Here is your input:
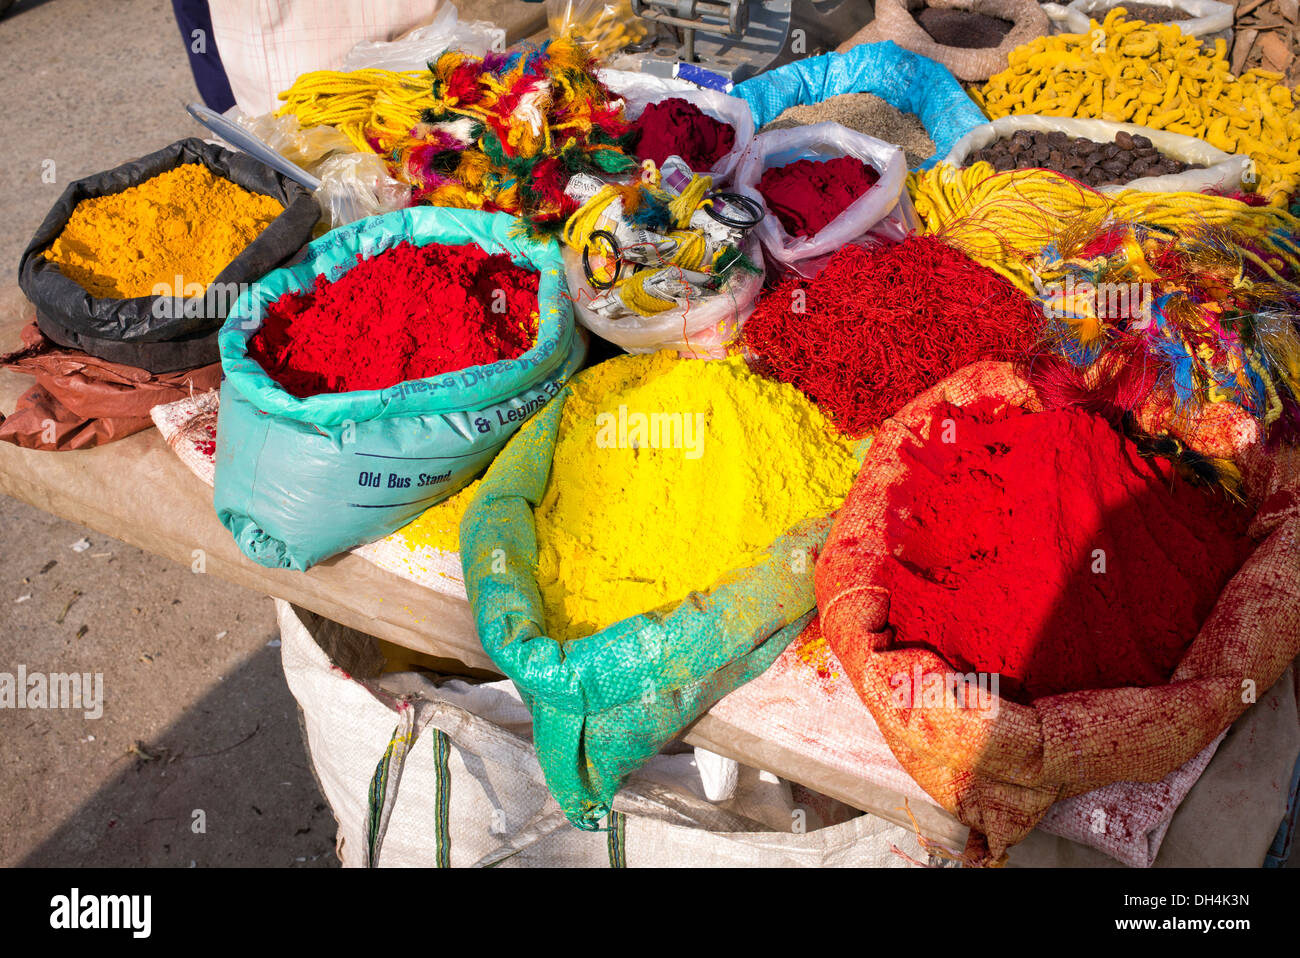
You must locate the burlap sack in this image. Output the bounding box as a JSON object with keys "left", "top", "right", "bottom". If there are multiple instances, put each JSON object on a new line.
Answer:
{"left": 815, "top": 361, "right": 1300, "bottom": 862}
{"left": 838, "top": 0, "right": 1050, "bottom": 81}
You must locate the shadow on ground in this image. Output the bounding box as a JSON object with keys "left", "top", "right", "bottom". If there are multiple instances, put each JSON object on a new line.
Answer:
{"left": 17, "top": 644, "right": 338, "bottom": 867}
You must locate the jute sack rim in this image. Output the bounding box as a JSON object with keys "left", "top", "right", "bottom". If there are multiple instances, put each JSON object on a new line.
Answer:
{"left": 840, "top": 0, "right": 1051, "bottom": 81}
{"left": 815, "top": 360, "right": 1300, "bottom": 853}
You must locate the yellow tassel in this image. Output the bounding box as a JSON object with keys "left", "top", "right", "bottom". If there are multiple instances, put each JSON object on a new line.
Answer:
{"left": 618, "top": 271, "right": 678, "bottom": 314}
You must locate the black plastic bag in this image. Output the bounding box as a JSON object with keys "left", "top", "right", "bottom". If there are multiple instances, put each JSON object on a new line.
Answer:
{"left": 18, "top": 137, "right": 318, "bottom": 373}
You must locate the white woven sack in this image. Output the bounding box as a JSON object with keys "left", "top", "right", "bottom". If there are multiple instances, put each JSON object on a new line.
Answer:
{"left": 277, "top": 600, "right": 930, "bottom": 867}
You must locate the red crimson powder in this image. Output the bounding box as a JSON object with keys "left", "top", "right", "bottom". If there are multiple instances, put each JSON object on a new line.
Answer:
{"left": 883, "top": 399, "right": 1255, "bottom": 704}
{"left": 631, "top": 98, "right": 736, "bottom": 172}
{"left": 757, "top": 155, "right": 879, "bottom": 238}
{"left": 744, "top": 236, "right": 1042, "bottom": 436}
{"left": 248, "top": 241, "right": 539, "bottom": 397}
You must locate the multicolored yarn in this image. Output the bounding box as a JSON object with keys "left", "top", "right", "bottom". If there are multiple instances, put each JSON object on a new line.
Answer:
{"left": 403, "top": 39, "right": 638, "bottom": 233}
{"left": 908, "top": 163, "right": 1300, "bottom": 296}
{"left": 277, "top": 41, "right": 639, "bottom": 235}
{"left": 1026, "top": 220, "right": 1300, "bottom": 447}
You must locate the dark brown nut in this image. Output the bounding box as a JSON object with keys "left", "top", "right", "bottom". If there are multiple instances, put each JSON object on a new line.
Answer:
{"left": 1103, "top": 143, "right": 1121, "bottom": 159}
{"left": 1132, "top": 134, "right": 1153, "bottom": 149}
{"left": 1100, "top": 158, "right": 1128, "bottom": 175}
{"left": 1115, "top": 130, "right": 1135, "bottom": 150}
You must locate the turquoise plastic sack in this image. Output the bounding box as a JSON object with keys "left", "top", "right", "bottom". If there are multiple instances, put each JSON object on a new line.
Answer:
{"left": 459, "top": 381, "right": 837, "bottom": 828}
{"left": 733, "top": 41, "right": 987, "bottom": 170}
{"left": 215, "top": 208, "right": 585, "bottom": 571}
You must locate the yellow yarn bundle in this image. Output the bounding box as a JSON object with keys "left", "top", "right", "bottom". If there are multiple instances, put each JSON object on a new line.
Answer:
{"left": 908, "top": 163, "right": 1300, "bottom": 294}
{"left": 277, "top": 68, "right": 433, "bottom": 155}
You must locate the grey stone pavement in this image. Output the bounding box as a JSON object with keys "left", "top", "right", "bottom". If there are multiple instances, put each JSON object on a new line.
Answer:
{"left": 0, "top": 0, "right": 316, "bottom": 869}
{"left": 0, "top": 0, "right": 544, "bottom": 870}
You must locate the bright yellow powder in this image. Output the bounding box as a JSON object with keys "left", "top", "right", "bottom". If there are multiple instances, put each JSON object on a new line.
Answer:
{"left": 392, "top": 479, "right": 482, "bottom": 554}
{"left": 44, "top": 164, "right": 284, "bottom": 299}
{"left": 535, "top": 351, "right": 859, "bottom": 643}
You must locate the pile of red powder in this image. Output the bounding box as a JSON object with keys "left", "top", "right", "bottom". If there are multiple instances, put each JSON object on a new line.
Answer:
{"left": 248, "top": 241, "right": 539, "bottom": 397}
{"left": 757, "top": 155, "right": 879, "bottom": 238}
{"left": 631, "top": 98, "right": 736, "bottom": 172}
{"left": 743, "top": 236, "right": 1042, "bottom": 436}
{"left": 884, "top": 399, "right": 1255, "bottom": 705}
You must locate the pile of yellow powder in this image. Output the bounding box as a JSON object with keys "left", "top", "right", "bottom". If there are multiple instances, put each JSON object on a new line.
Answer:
{"left": 44, "top": 164, "right": 283, "bottom": 299}
{"left": 535, "top": 351, "right": 859, "bottom": 643}
{"left": 392, "top": 479, "right": 481, "bottom": 554}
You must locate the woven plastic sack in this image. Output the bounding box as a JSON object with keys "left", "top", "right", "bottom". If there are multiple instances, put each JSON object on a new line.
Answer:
{"left": 815, "top": 361, "right": 1300, "bottom": 861}
{"left": 839, "top": 0, "right": 1051, "bottom": 81}
{"left": 214, "top": 208, "right": 586, "bottom": 572}
{"left": 1063, "top": 0, "right": 1233, "bottom": 46}
{"left": 458, "top": 372, "right": 838, "bottom": 828}
{"left": 601, "top": 69, "right": 755, "bottom": 183}
{"left": 732, "top": 41, "right": 985, "bottom": 170}
{"left": 277, "top": 599, "right": 927, "bottom": 867}
{"left": 733, "top": 122, "right": 912, "bottom": 277}
{"left": 944, "top": 115, "right": 1253, "bottom": 194}
{"left": 561, "top": 234, "right": 766, "bottom": 357}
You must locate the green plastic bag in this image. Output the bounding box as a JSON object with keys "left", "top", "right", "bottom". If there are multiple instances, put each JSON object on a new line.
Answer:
{"left": 459, "top": 381, "right": 838, "bottom": 828}
{"left": 216, "top": 208, "right": 585, "bottom": 570}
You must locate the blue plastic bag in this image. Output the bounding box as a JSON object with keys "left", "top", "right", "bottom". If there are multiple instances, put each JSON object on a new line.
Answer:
{"left": 215, "top": 208, "right": 586, "bottom": 571}
{"left": 732, "top": 41, "right": 987, "bottom": 169}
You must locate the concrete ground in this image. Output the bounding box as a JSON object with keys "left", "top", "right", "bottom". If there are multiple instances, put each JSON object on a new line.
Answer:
{"left": 0, "top": 0, "right": 545, "bottom": 869}
{"left": 0, "top": 0, "right": 337, "bottom": 867}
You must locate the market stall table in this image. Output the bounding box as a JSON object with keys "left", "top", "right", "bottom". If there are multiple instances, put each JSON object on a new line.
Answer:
{"left": 1, "top": 285, "right": 1294, "bottom": 867}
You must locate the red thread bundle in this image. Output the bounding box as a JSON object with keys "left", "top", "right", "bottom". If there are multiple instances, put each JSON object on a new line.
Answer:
{"left": 743, "top": 235, "right": 1043, "bottom": 436}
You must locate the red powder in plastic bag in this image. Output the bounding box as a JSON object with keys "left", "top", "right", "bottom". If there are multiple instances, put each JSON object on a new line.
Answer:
{"left": 883, "top": 400, "right": 1255, "bottom": 704}
{"left": 248, "top": 241, "right": 538, "bottom": 397}
{"left": 757, "top": 156, "right": 879, "bottom": 238}
{"left": 631, "top": 98, "right": 736, "bottom": 171}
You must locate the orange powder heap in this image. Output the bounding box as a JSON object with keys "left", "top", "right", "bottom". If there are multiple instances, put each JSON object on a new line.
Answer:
{"left": 44, "top": 164, "right": 283, "bottom": 299}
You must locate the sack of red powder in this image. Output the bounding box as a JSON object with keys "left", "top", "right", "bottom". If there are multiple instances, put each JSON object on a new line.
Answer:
{"left": 733, "top": 122, "right": 914, "bottom": 276}
{"left": 214, "top": 208, "right": 586, "bottom": 571}
{"left": 605, "top": 72, "right": 754, "bottom": 183}
{"left": 815, "top": 361, "right": 1300, "bottom": 862}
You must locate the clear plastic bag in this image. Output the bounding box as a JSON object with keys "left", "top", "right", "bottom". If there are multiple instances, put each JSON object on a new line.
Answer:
{"left": 1062, "top": 0, "right": 1233, "bottom": 45}
{"left": 562, "top": 235, "right": 766, "bottom": 358}
{"left": 600, "top": 69, "right": 755, "bottom": 183}
{"left": 733, "top": 122, "right": 912, "bottom": 278}
{"left": 229, "top": 110, "right": 411, "bottom": 229}
{"left": 341, "top": 5, "right": 504, "bottom": 71}
{"left": 314, "top": 153, "right": 413, "bottom": 229}
{"left": 234, "top": 111, "right": 353, "bottom": 171}
{"left": 547, "top": 0, "right": 647, "bottom": 58}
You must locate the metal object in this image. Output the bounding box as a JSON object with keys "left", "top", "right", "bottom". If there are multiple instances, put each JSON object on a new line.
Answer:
{"left": 186, "top": 103, "right": 322, "bottom": 191}
{"left": 625, "top": 0, "right": 874, "bottom": 83}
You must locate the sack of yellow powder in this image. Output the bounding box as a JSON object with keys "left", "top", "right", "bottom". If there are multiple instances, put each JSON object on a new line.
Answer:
{"left": 19, "top": 138, "right": 317, "bottom": 373}
{"left": 459, "top": 350, "right": 862, "bottom": 827}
